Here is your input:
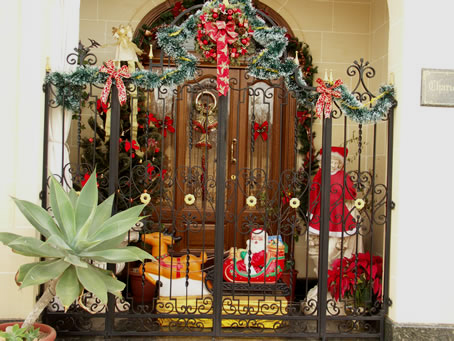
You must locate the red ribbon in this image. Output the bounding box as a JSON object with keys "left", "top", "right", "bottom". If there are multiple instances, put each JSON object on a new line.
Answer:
{"left": 99, "top": 60, "right": 131, "bottom": 106}
{"left": 297, "top": 110, "right": 310, "bottom": 125}
{"left": 96, "top": 99, "right": 108, "bottom": 114}
{"left": 253, "top": 121, "right": 269, "bottom": 141}
{"left": 204, "top": 21, "right": 238, "bottom": 96}
{"left": 315, "top": 78, "right": 343, "bottom": 119}
{"left": 149, "top": 114, "right": 175, "bottom": 137}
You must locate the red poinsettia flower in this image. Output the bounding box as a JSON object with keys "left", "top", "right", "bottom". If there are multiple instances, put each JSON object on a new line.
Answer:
{"left": 149, "top": 113, "right": 175, "bottom": 137}
{"left": 81, "top": 172, "right": 99, "bottom": 188}
{"left": 124, "top": 139, "right": 139, "bottom": 158}
{"left": 172, "top": 1, "right": 185, "bottom": 18}
{"left": 96, "top": 98, "right": 108, "bottom": 114}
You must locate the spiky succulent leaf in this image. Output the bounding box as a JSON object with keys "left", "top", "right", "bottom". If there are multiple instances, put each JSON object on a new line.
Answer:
{"left": 21, "top": 259, "right": 70, "bottom": 288}
{"left": 75, "top": 265, "right": 108, "bottom": 303}
{"left": 86, "top": 194, "right": 114, "bottom": 236}
{"left": 8, "top": 236, "right": 65, "bottom": 258}
{"left": 92, "top": 266, "right": 125, "bottom": 297}
{"left": 63, "top": 254, "right": 88, "bottom": 268}
{"left": 16, "top": 260, "right": 57, "bottom": 285}
{"left": 11, "top": 198, "right": 63, "bottom": 239}
{"left": 80, "top": 246, "right": 154, "bottom": 263}
{"left": 68, "top": 188, "right": 79, "bottom": 208}
{"left": 75, "top": 171, "right": 98, "bottom": 232}
{"left": 49, "top": 176, "right": 76, "bottom": 241}
{"left": 84, "top": 233, "right": 125, "bottom": 252}
{"left": 56, "top": 266, "right": 82, "bottom": 307}
{"left": 91, "top": 205, "right": 145, "bottom": 241}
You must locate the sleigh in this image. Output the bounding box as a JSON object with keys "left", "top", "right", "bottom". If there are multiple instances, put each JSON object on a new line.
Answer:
{"left": 223, "top": 237, "right": 287, "bottom": 283}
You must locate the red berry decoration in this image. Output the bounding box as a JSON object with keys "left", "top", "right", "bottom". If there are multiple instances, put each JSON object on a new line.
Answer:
{"left": 241, "top": 39, "right": 247, "bottom": 45}
{"left": 213, "top": 13, "right": 218, "bottom": 18}
{"left": 89, "top": 138, "right": 94, "bottom": 143}
{"left": 231, "top": 47, "right": 237, "bottom": 53}
{"left": 203, "top": 39, "right": 208, "bottom": 45}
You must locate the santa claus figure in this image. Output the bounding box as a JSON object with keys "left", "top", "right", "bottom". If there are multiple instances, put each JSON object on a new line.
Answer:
{"left": 309, "top": 146, "right": 357, "bottom": 237}
{"left": 236, "top": 228, "right": 268, "bottom": 275}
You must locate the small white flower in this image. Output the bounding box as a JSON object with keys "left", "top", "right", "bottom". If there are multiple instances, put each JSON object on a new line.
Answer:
{"left": 184, "top": 194, "right": 196, "bottom": 205}
{"left": 289, "top": 197, "right": 300, "bottom": 209}
{"left": 140, "top": 192, "right": 151, "bottom": 205}
{"left": 354, "top": 198, "right": 365, "bottom": 210}
{"left": 246, "top": 195, "right": 257, "bottom": 208}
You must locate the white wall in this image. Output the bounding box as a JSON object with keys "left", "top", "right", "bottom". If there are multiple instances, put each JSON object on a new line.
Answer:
{"left": 387, "top": 0, "right": 454, "bottom": 325}
{"left": 0, "top": 0, "right": 54, "bottom": 319}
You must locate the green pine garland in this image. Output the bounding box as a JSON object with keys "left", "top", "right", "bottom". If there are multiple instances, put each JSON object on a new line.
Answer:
{"left": 44, "top": 0, "right": 395, "bottom": 124}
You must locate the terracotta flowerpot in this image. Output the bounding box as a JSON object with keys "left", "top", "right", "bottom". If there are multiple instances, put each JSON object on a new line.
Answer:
{"left": 129, "top": 267, "right": 156, "bottom": 304}
{"left": 0, "top": 322, "right": 56, "bottom": 341}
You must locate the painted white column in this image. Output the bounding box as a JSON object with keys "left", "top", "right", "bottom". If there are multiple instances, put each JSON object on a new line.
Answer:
{"left": 388, "top": 0, "right": 454, "bottom": 324}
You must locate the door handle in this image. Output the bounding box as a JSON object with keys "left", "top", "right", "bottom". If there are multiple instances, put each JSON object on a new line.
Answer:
{"left": 231, "top": 138, "right": 237, "bottom": 164}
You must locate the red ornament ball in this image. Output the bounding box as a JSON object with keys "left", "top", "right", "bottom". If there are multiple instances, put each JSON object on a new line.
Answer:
{"left": 203, "top": 39, "right": 208, "bottom": 45}
{"left": 89, "top": 138, "right": 94, "bottom": 143}
{"left": 227, "top": 15, "right": 232, "bottom": 20}
{"left": 213, "top": 13, "right": 218, "bottom": 19}
{"left": 228, "top": 9, "right": 233, "bottom": 15}
{"left": 241, "top": 39, "right": 247, "bottom": 45}
{"left": 238, "top": 22, "right": 244, "bottom": 27}
{"left": 231, "top": 47, "right": 237, "bottom": 53}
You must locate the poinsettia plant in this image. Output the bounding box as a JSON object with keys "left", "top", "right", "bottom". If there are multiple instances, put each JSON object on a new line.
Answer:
{"left": 327, "top": 252, "right": 383, "bottom": 306}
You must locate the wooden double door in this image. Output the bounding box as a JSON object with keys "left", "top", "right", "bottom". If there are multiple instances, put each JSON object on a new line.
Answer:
{"left": 154, "top": 66, "right": 296, "bottom": 255}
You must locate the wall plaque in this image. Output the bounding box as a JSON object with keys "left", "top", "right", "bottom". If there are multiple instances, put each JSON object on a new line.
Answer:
{"left": 421, "top": 68, "right": 454, "bottom": 107}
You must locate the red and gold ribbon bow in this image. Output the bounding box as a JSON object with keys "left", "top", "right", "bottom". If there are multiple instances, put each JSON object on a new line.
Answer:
{"left": 99, "top": 60, "right": 131, "bottom": 106}
{"left": 204, "top": 21, "right": 238, "bottom": 96}
{"left": 149, "top": 114, "right": 175, "bottom": 137}
{"left": 315, "top": 78, "right": 343, "bottom": 119}
{"left": 253, "top": 121, "right": 269, "bottom": 141}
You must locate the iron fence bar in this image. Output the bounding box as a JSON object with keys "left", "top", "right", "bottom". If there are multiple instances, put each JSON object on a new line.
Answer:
{"left": 383, "top": 103, "right": 397, "bottom": 315}
{"left": 105, "top": 86, "right": 121, "bottom": 336}
{"left": 40, "top": 79, "right": 50, "bottom": 209}
{"left": 318, "top": 116, "right": 333, "bottom": 339}
{"left": 213, "top": 95, "right": 229, "bottom": 336}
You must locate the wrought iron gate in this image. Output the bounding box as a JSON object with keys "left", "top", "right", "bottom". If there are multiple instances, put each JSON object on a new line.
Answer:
{"left": 40, "top": 7, "right": 396, "bottom": 341}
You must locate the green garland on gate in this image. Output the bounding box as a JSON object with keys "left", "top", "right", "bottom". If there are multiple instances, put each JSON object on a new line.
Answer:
{"left": 44, "top": 0, "right": 395, "bottom": 123}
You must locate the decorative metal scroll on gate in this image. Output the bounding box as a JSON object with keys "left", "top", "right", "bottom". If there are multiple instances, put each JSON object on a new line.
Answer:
{"left": 41, "top": 0, "right": 396, "bottom": 339}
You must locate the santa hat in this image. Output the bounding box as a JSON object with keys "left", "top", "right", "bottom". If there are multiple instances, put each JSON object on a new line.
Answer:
{"left": 251, "top": 228, "right": 267, "bottom": 236}
{"left": 320, "top": 146, "right": 348, "bottom": 160}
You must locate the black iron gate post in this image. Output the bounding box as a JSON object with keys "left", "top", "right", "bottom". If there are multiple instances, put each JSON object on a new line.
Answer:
{"left": 105, "top": 86, "right": 121, "bottom": 337}
{"left": 213, "top": 95, "right": 229, "bottom": 336}
{"left": 318, "top": 116, "right": 333, "bottom": 340}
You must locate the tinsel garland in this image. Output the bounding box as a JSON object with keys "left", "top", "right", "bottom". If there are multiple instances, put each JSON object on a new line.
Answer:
{"left": 336, "top": 84, "right": 396, "bottom": 123}
{"left": 44, "top": 0, "right": 395, "bottom": 124}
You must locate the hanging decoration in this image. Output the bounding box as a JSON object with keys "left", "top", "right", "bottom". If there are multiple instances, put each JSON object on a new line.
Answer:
{"left": 99, "top": 60, "right": 131, "bottom": 106}
{"left": 253, "top": 121, "right": 268, "bottom": 141}
{"left": 195, "top": 1, "right": 253, "bottom": 95}
{"left": 148, "top": 114, "right": 175, "bottom": 137}
{"left": 315, "top": 78, "right": 343, "bottom": 119}
{"left": 44, "top": 0, "right": 395, "bottom": 124}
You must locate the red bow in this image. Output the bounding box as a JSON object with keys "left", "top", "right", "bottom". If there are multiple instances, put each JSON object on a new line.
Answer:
{"left": 149, "top": 114, "right": 175, "bottom": 137}
{"left": 315, "top": 78, "right": 343, "bottom": 119}
{"left": 204, "top": 21, "right": 238, "bottom": 96}
{"left": 99, "top": 60, "right": 131, "bottom": 106}
{"left": 253, "top": 121, "right": 269, "bottom": 141}
{"left": 147, "top": 164, "right": 167, "bottom": 179}
{"left": 124, "top": 139, "right": 139, "bottom": 158}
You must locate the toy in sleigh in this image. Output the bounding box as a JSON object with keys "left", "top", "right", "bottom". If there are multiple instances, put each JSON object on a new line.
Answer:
{"left": 223, "top": 229, "right": 287, "bottom": 283}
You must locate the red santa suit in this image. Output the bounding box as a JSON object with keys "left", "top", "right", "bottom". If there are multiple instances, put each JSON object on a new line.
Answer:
{"left": 236, "top": 228, "right": 268, "bottom": 273}
{"left": 309, "top": 147, "right": 357, "bottom": 237}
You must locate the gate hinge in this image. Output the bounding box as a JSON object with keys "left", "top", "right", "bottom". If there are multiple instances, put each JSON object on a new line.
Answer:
{"left": 391, "top": 201, "right": 396, "bottom": 209}
{"left": 39, "top": 190, "right": 44, "bottom": 201}
{"left": 387, "top": 298, "right": 393, "bottom": 307}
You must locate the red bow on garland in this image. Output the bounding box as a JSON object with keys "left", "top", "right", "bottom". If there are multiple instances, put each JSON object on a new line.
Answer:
{"left": 253, "top": 121, "right": 269, "bottom": 141}
{"left": 148, "top": 114, "right": 175, "bottom": 137}
{"left": 124, "top": 139, "right": 139, "bottom": 158}
{"left": 147, "top": 164, "right": 167, "bottom": 180}
{"left": 204, "top": 21, "right": 238, "bottom": 96}
{"left": 315, "top": 78, "right": 343, "bottom": 119}
{"left": 99, "top": 60, "right": 131, "bottom": 106}
{"left": 297, "top": 110, "right": 311, "bottom": 125}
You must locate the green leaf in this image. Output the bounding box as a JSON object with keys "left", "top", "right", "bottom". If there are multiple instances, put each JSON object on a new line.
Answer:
{"left": 56, "top": 266, "right": 82, "bottom": 307}
{"left": 63, "top": 254, "right": 88, "bottom": 268}
{"left": 16, "top": 259, "right": 57, "bottom": 285}
{"left": 68, "top": 189, "right": 79, "bottom": 208}
{"left": 75, "top": 265, "right": 108, "bottom": 304}
{"left": 87, "top": 194, "right": 114, "bottom": 236}
{"left": 91, "top": 205, "right": 145, "bottom": 241}
{"left": 75, "top": 171, "right": 98, "bottom": 232}
{"left": 21, "top": 259, "right": 70, "bottom": 288}
{"left": 11, "top": 198, "right": 63, "bottom": 239}
{"left": 0, "top": 232, "right": 21, "bottom": 245}
{"left": 92, "top": 266, "right": 125, "bottom": 297}
{"left": 83, "top": 233, "right": 125, "bottom": 252}
{"left": 80, "top": 246, "right": 153, "bottom": 263}
{"left": 9, "top": 236, "right": 65, "bottom": 258}
{"left": 44, "top": 235, "right": 72, "bottom": 251}
{"left": 49, "top": 176, "right": 76, "bottom": 241}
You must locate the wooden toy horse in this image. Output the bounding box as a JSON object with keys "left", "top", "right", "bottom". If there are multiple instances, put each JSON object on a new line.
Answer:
{"left": 139, "top": 231, "right": 211, "bottom": 297}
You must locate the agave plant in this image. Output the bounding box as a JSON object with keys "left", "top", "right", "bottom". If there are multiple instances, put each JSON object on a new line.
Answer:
{"left": 0, "top": 172, "right": 153, "bottom": 330}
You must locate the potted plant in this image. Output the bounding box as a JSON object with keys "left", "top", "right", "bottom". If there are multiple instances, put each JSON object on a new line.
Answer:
{"left": 327, "top": 252, "right": 383, "bottom": 313}
{"left": 0, "top": 172, "right": 153, "bottom": 340}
